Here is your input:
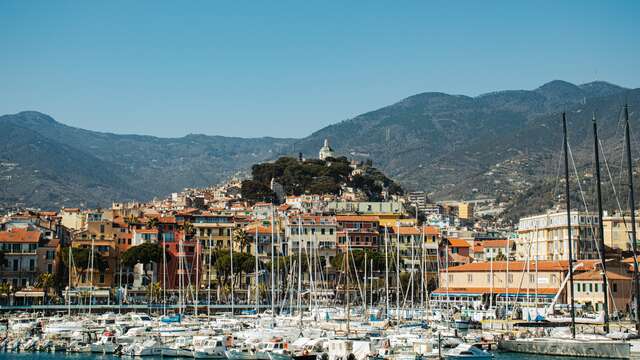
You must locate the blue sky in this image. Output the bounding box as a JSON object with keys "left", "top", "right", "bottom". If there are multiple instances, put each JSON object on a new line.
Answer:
{"left": 1, "top": 1, "right": 638, "bottom": 138}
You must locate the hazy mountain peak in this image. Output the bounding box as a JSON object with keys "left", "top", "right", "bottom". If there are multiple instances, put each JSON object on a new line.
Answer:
{"left": 579, "top": 81, "right": 628, "bottom": 98}
{"left": 0, "top": 110, "right": 58, "bottom": 126}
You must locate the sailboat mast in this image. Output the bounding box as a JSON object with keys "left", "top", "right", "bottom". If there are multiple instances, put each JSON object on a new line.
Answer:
{"left": 592, "top": 113, "right": 610, "bottom": 333}
{"left": 624, "top": 104, "right": 640, "bottom": 331}
{"left": 271, "top": 206, "right": 276, "bottom": 320}
{"left": 68, "top": 246, "right": 72, "bottom": 316}
{"left": 384, "top": 227, "right": 389, "bottom": 318}
{"left": 346, "top": 230, "right": 351, "bottom": 336}
{"left": 255, "top": 225, "right": 259, "bottom": 315}
{"left": 396, "top": 221, "right": 401, "bottom": 321}
{"left": 562, "top": 112, "right": 577, "bottom": 339}
{"left": 230, "top": 227, "right": 235, "bottom": 316}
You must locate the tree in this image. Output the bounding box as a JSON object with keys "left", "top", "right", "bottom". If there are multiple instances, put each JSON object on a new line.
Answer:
{"left": 61, "top": 247, "right": 108, "bottom": 286}
{"left": 36, "top": 273, "right": 55, "bottom": 303}
{"left": 121, "top": 242, "right": 166, "bottom": 268}
{"left": 0, "top": 282, "right": 10, "bottom": 305}
{"left": 146, "top": 217, "right": 160, "bottom": 231}
{"left": 241, "top": 180, "right": 276, "bottom": 203}
{"left": 233, "top": 228, "right": 248, "bottom": 254}
{"left": 146, "top": 282, "right": 162, "bottom": 303}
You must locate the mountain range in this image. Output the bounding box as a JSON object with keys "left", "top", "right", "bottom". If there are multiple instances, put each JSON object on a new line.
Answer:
{"left": 1, "top": 80, "right": 639, "bottom": 219}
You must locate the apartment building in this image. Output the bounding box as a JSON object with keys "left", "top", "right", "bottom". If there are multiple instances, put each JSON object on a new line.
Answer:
{"left": 517, "top": 211, "right": 599, "bottom": 261}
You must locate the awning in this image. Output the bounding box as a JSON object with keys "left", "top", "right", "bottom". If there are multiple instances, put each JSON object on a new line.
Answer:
{"left": 14, "top": 291, "right": 45, "bottom": 297}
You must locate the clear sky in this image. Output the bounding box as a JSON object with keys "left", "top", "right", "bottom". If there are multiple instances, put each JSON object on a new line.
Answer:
{"left": 1, "top": 1, "right": 638, "bottom": 138}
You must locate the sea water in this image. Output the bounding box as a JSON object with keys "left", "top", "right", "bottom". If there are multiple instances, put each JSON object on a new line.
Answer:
{"left": 0, "top": 353, "right": 596, "bottom": 360}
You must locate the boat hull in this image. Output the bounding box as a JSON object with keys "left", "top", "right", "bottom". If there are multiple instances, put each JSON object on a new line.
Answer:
{"left": 498, "top": 338, "right": 630, "bottom": 359}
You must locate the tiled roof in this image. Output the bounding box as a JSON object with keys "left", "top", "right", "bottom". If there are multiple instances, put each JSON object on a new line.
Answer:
{"left": 432, "top": 287, "right": 558, "bottom": 295}
{"left": 447, "top": 259, "right": 600, "bottom": 273}
{"left": 0, "top": 229, "right": 41, "bottom": 243}
{"left": 574, "top": 269, "right": 632, "bottom": 281}
{"left": 482, "top": 239, "right": 510, "bottom": 248}
{"left": 336, "top": 215, "right": 379, "bottom": 222}
{"left": 423, "top": 226, "right": 440, "bottom": 236}
{"left": 448, "top": 238, "right": 471, "bottom": 248}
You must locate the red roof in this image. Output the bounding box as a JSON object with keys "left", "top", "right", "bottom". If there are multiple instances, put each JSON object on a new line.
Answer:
{"left": 395, "top": 227, "right": 421, "bottom": 235}
{"left": 482, "top": 239, "right": 511, "bottom": 248}
{"left": 336, "top": 215, "right": 379, "bottom": 222}
{"left": 447, "top": 260, "right": 600, "bottom": 273}
{"left": 245, "top": 224, "right": 277, "bottom": 235}
{"left": 448, "top": 238, "right": 470, "bottom": 248}
{"left": 432, "top": 287, "right": 558, "bottom": 295}
{"left": 574, "top": 270, "right": 632, "bottom": 281}
{"left": 0, "top": 229, "right": 41, "bottom": 243}
{"left": 422, "top": 226, "right": 440, "bottom": 236}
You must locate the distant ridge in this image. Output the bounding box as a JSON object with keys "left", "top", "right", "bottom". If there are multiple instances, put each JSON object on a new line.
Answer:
{"left": 1, "top": 80, "right": 638, "bottom": 218}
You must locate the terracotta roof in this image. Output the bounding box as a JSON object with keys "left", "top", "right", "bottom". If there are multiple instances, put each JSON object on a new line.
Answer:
{"left": 482, "top": 239, "right": 510, "bottom": 248}
{"left": 448, "top": 253, "right": 471, "bottom": 263}
{"left": 38, "top": 211, "right": 58, "bottom": 217}
{"left": 336, "top": 215, "right": 379, "bottom": 222}
{"left": 245, "top": 224, "right": 277, "bottom": 235}
{"left": 448, "top": 238, "right": 471, "bottom": 248}
{"left": 136, "top": 229, "right": 158, "bottom": 234}
{"left": 395, "top": 227, "right": 421, "bottom": 235}
{"left": 622, "top": 257, "right": 637, "bottom": 264}
{"left": 159, "top": 216, "right": 176, "bottom": 224}
{"left": 422, "top": 226, "right": 440, "bottom": 236}
{"left": 473, "top": 244, "right": 484, "bottom": 253}
{"left": 62, "top": 208, "right": 80, "bottom": 212}
{"left": 574, "top": 270, "right": 632, "bottom": 281}
{"left": 0, "top": 229, "right": 41, "bottom": 243}
{"left": 447, "top": 260, "right": 600, "bottom": 273}
{"left": 432, "top": 287, "right": 558, "bottom": 295}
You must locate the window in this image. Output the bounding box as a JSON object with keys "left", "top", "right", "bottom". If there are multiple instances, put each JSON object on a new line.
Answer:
{"left": 508, "top": 274, "right": 514, "bottom": 283}
{"left": 47, "top": 264, "right": 53, "bottom": 273}
{"left": 529, "top": 274, "right": 535, "bottom": 283}
{"left": 29, "top": 259, "right": 35, "bottom": 271}
{"left": 100, "top": 224, "right": 105, "bottom": 233}
{"left": 329, "top": 229, "right": 334, "bottom": 235}
{"left": 448, "top": 274, "right": 453, "bottom": 282}
{"left": 594, "top": 284, "right": 599, "bottom": 293}
{"left": 13, "top": 259, "right": 18, "bottom": 271}
{"left": 321, "top": 228, "right": 326, "bottom": 235}
{"left": 589, "top": 283, "right": 593, "bottom": 292}
{"left": 99, "top": 273, "right": 105, "bottom": 283}
{"left": 467, "top": 274, "right": 473, "bottom": 282}
{"left": 613, "top": 283, "right": 618, "bottom": 293}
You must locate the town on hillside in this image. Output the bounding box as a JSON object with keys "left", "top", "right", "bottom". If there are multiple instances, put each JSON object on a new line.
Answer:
{"left": 1, "top": 138, "right": 638, "bottom": 323}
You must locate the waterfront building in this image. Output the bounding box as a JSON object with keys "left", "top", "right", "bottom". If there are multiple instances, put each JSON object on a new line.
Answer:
{"left": 601, "top": 213, "right": 640, "bottom": 252}
{"left": 516, "top": 210, "right": 599, "bottom": 261}
{"left": 336, "top": 215, "right": 379, "bottom": 251}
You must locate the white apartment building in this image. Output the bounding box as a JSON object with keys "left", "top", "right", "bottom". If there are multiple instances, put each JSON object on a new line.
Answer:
{"left": 516, "top": 211, "right": 599, "bottom": 261}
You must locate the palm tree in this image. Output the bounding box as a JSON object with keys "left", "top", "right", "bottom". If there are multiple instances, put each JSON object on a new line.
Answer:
{"left": 146, "top": 282, "right": 162, "bottom": 303}
{"left": 146, "top": 217, "right": 160, "bottom": 231}
{"left": 36, "top": 273, "right": 55, "bottom": 304}
{"left": 0, "top": 282, "right": 11, "bottom": 305}
{"left": 233, "top": 228, "right": 248, "bottom": 253}
{"left": 181, "top": 221, "right": 195, "bottom": 240}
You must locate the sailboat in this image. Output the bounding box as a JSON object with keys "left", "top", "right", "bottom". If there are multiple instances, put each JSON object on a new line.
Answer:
{"left": 499, "top": 111, "right": 631, "bottom": 358}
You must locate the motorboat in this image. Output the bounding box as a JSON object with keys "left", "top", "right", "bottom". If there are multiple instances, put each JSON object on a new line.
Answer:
{"left": 444, "top": 344, "right": 493, "bottom": 360}
{"left": 90, "top": 330, "right": 120, "bottom": 354}
{"left": 161, "top": 336, "right": 194, "bottom": 357}
{"left": 192, "top": 335, "right": 229, "bottom": 359}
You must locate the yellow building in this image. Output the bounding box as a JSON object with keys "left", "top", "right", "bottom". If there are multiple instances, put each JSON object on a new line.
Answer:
{"left": 602, "top": 214, "right": 640, "bottom": 252}
{"left": 572, "top": 269, "right": 632, "bottom": 312}
{"left": 458, "top": 202, "right": 474, "bottom": 220}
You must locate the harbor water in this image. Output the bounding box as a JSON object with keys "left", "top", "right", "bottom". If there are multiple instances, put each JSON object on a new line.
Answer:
{"left": 0, "top": 352, "right": 601, "bottom": 360}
